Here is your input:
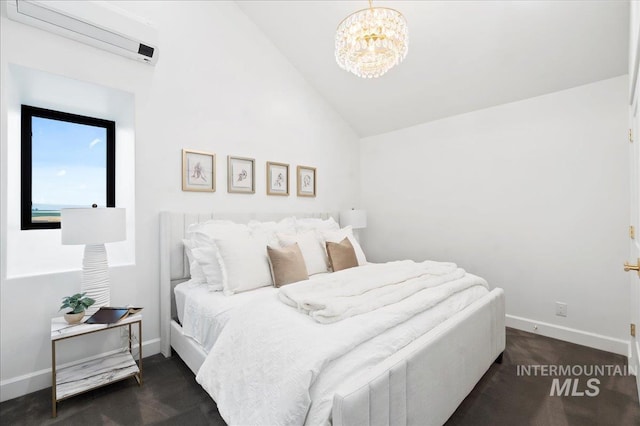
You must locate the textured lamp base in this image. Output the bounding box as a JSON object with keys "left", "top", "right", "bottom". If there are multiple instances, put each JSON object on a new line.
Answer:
{"left": 82, "top": 244, "right": 110, "bottom": 315}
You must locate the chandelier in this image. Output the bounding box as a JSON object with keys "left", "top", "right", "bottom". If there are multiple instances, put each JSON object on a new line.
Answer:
{"left": 335, "top": 0, "right": 409, "bottom": 78}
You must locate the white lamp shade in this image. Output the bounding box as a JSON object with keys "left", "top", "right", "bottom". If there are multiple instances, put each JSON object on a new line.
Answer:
{"left": 61, "top": 208, "right": 126, "bottom": 245}
{"left": 340, "top": 209, "right": 367, "bottom": 229}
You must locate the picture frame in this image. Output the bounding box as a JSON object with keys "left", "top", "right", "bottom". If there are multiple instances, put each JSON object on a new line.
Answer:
{"left": 182, "top": 149, "right": 215, "bottom": 192}
{"left": 227, "top": 156, "right": 255, "bottom": 194}
{"left": 266, "top": 161, "right": 289, "bottom": 196}
{"left": 297, "top": 165, "right": 316, "bottom": 197}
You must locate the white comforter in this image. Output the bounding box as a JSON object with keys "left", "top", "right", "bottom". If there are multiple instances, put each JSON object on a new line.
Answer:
{"left": 196, "top": 261, "right": 489, "bottom": 425}
{"left": 279, "top": 260, "right": 462, "bottom": 323}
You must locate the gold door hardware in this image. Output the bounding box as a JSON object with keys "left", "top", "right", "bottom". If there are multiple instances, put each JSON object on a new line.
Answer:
{"left": 631, "top": 226, "right": 636, "bottom": 239}
{"left": 624, "top": 258, "right": 640, "bottom": 277}
{"left": 632, "top": 323, "right": 637, "bottom": 338}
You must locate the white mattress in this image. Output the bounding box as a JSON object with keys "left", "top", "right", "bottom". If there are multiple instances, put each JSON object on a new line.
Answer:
{"left": 175, "top": 274, "right": 331, "bottom": 353}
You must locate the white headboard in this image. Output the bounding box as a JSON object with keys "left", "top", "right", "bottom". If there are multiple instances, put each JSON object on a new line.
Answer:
{"left": 159, "top": 211, "right": 339, "bottom": 356}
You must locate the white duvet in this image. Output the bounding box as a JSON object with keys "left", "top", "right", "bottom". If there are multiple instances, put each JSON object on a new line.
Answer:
{"left": 279, "top": 260, "right": 462, "bottom": 323}
{"left": 196, "top": 261, "right": 489, "bottom": 425}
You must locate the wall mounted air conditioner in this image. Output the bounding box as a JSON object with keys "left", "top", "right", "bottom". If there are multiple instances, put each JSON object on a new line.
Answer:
{"left": 6, "top": 0, "right": 159, "bottom": 65}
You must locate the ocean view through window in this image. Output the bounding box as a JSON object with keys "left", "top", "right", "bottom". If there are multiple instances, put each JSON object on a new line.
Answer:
{"left": 21, "top": 105, "right": 115, "bottom": 230}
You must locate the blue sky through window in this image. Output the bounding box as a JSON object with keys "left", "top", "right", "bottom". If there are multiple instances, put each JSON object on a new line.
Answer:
{"left": 31, "top": 116, "right": 107, "bottom": 211}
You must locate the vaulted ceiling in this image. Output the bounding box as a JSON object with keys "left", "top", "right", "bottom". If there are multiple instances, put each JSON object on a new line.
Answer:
{"left": 237, "top": 0, "right": 629, "bottom": 137}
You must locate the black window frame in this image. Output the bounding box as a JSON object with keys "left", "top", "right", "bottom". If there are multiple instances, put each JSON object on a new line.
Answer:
{"left": 21, "top": 105, "right": 116, "bottom": 230}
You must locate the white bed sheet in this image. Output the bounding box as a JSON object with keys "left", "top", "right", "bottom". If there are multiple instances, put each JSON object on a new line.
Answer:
{"left": 175, "top": 274, "right": 331, "bottom": 353}
{"left": 175, "top": 281, "right": 275, "bottom": 352}
{"left": 174, "top": 279, "right": 195, "bottom": 323}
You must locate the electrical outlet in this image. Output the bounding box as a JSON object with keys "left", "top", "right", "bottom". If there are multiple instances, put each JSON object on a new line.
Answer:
{"left": 556, "top": 302, "right": 567, "bottom": 317}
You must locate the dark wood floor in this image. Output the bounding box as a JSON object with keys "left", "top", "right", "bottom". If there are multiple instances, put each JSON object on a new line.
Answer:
{"left": 446, "top": 329, "right": 639, "bottom": 426}
{"left": 1, "top": 328, "right": 638, "bottom": 425}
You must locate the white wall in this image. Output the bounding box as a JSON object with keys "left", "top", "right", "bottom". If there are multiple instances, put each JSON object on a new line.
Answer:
{"left": 5, "top": 65, "right": 137, "bottom": 278}
{"left": 0, "top": 1, "right": 359, "bottom": 401}
{"left": 360, "top": 76, "right": 630, "bottom": 353}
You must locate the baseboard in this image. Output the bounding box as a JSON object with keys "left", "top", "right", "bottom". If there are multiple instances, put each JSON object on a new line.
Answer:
{"left": 0, "top": 338, "right": 160, "bottom": 403}
{"left": 506, "top": 315, "right": 629, "bottom": 356}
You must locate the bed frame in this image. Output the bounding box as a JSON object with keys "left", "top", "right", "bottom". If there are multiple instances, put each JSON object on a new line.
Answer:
{"left": 159, "top": 211, "right": 505, "bottom": 426}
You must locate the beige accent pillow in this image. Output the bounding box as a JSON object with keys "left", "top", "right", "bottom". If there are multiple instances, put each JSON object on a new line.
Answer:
{"left": 322, "top": 226, "right": 367, "bottom": 265}
{"left": 267, "top": 243, "right": 309, "bottom": 287}
{"left": 326, "top": 237, "right": 358, "bottom": 272}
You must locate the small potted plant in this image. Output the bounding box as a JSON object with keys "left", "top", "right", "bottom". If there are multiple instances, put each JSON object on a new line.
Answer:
{"left": 60, "top": 293, "right": 95, "bottom": 324}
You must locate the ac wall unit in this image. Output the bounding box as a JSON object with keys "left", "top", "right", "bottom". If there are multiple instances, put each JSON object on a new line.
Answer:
{"left": 6, "top": 0, "right": 159, "bottom": 65}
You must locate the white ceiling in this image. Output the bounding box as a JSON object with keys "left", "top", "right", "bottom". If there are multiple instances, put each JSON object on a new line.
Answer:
{"left": 236, "top": 0, "right": 629, "bottom": 137}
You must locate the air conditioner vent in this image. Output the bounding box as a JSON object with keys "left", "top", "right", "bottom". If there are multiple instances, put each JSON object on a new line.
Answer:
{"left": 6, "top": 0, "right": 159, "bottom": 65}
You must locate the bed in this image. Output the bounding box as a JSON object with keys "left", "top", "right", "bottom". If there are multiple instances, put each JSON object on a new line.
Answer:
{"left": 159, "top": 211, "right": 505, "bottom": 426}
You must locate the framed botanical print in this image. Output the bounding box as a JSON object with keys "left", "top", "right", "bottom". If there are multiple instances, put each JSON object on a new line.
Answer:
{"left": 227, "top": 156, "right": 255, "bottom": 194}
{"left": 182, "top": 149, "right": 215, "bottom": 192}
{"left": 266, "top": 161, "right": 289, "bottom": 196}
{"left": 297, "top": 165, "right": 316, "bottom": 197}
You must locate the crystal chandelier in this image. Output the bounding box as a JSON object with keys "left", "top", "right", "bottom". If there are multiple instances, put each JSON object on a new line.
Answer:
{"left": 335, "top": 0, "right": 409, "bottom": 78}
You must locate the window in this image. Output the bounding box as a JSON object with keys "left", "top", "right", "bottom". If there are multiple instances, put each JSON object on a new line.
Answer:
{"left": 21, "top": 105, "right": 115, "bottom": 230}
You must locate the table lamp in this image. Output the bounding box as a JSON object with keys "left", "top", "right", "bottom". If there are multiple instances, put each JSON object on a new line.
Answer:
{"left": 61, "top": 207, "right": 126, "bottom": 315}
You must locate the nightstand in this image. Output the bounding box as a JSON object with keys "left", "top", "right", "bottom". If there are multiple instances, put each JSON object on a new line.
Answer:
{"left": 50, "top": 314, "right": 142, "bottom": 417}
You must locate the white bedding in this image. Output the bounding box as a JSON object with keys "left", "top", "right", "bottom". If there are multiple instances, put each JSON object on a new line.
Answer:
{"left": 279, "top": 260, "right": 462, "bottom": 323}
{"left": 176, "top": 281, "right": 275, "bottom": 352}
{"left": 196, "top": 261, "right": 489, "bottom": 425}
{"left": 175, "top": 274, "right": 330, "bottom": 352}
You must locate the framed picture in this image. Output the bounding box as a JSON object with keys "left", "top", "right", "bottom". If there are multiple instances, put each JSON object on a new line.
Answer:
{"left": 297, "top": 165, "right": 316, "bottom": 197}
{"left": 182, "top": 149, "right": 215, "bottom": 192}
{"left": 227, "top": 156, "right": 255, "bottom": 194}
{"left": 266, "top": 161, "right": 289, "bottom": 196}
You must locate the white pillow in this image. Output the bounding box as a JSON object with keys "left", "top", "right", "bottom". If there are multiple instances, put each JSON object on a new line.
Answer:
{"left": 185, "top": 220, "right": 253, "bottom": 291}
{"left": 322, "top": 226, "right": 367, "bottom": 266}
{"left": 187, "top": 220, "right": 250, "bottom": 247}
{"left": 295, "top": 216, "right": 340, "bottom": 232}
{"left": 248, "top": 217, "right": 297, "bottom": 247}
{"left": 277, "top": 230, "right": 330, "bottom": 275}
{"left": 183, "top": 239, "right": 206, "bottom": 284}
{"left": 214, "top": 235, "right": 273, "bottom": 295}
{"left": 190, "top": 245, "right": 224, "bottom": 291}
